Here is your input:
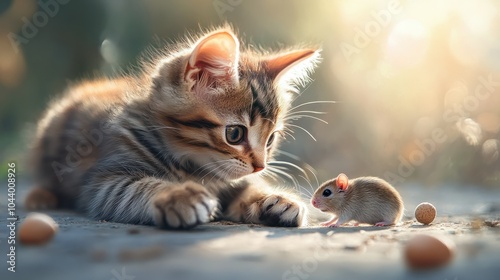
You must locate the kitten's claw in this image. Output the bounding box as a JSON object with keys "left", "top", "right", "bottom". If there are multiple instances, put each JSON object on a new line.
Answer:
{"left": 257, "top": 194, "right": 304, "bottom": 227}
{"left": 153, "top": 182, "right": 218, "bottom": 229}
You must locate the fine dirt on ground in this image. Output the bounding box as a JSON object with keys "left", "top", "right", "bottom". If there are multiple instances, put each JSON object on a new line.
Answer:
{"left": 1, "top": 182, "right": 499, "bottom": 280}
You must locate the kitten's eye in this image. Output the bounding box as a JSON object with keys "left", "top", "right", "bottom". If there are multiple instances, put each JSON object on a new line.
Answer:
{"left": 226, "top": 125, "right": 246, "bottom": 145}
{"left": 266, "top": 132, "right": 276, "bottom": 148}
{"left": 322, "top": 188, "right": 332, "bottom": 197}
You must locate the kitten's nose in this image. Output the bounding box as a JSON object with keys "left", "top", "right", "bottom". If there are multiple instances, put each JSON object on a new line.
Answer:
{"left": 252, "top": 165, "right": 265, "bottom": 173}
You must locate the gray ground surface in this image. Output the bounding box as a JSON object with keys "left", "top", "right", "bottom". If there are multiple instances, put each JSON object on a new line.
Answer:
{"left": 1, "top": 182, "right": 500, "bottom": 280}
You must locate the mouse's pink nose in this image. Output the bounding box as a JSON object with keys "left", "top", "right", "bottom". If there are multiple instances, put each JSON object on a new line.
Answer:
{"left": 311, "top": 199, "right": 318, "bottom": 208}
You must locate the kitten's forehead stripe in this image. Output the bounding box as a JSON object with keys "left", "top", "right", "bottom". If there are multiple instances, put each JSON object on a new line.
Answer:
{"left": 249, "top": 78, "right": 279, "bottom": 126}
{"left": 165, "top": 116, "right": 221, "bottom": 129}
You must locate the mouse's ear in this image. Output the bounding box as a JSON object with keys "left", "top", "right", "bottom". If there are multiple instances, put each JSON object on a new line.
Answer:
{"left": 336, "top": 173, "right": 349, "bottom": 191}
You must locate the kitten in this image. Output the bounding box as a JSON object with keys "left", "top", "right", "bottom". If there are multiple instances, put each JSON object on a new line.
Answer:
{"left": 25, "top": 26, "right": 320, "bottom": 229}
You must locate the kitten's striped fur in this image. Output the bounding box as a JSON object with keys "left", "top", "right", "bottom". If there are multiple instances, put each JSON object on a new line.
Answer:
{"left": 26, "top": 26, "right": 320, "bottom": 228}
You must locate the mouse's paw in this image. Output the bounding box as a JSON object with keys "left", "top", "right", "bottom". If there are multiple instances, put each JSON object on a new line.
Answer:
{"left": 328, "top": 223, "right": 341, "bottom": 228}
{"left": 320, "top": 217, "right": 338, "bottom": 227}
{"left": 374, "top": 222, "right": 392, "bottom": 227}
{"left": 255, "top": 194, "right": 305, "bottom": 227}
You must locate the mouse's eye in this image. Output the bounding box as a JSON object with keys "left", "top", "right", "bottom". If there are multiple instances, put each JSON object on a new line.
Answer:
{"left": 322, "top": 189, "right": 332, "bottom": 197}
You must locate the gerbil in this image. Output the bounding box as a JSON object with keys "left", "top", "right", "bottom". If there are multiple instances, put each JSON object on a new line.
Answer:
{"left": 311, "top": 173, "right": 404, "bottom": 227}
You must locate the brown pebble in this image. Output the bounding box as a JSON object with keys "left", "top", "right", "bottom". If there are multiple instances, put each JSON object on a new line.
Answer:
{"left": 405, "top": 234, "right": 455, "bottom": 270}
{"left": 19, "top": 213, "right": 58, "bottom": 245}
{"left": 415, "top": 202, "right": 436, "bottom": 225}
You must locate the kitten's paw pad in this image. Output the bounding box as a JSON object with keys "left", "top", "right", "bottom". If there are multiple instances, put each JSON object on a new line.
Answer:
{"left": 24, "top": 187, "right": 58, "bottom": 210}
{"left": 258, "top": 195, "right": 304, "bottom": 227}
{"left": 153, "top": 183, "right": 218, "bottom": 229}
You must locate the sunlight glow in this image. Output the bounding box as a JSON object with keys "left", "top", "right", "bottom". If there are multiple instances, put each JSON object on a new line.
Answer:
{"left": 386, "top": 19, "right": 428, "bottom": 68}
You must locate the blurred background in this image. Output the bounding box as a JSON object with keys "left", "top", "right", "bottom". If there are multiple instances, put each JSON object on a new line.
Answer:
{"left": 0, "top": 0, "right": 499, "bottom": 189}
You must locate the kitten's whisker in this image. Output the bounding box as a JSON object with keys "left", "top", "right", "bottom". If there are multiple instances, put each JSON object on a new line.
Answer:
{"left": 195, "top": 160, "right": 233, "bottom": 181}
{"left": 203, "top": 161, "right": 234, "bottom": 183}
{"left": 193, "top": 159, "right": 231, "bottom": 176}
{"left": 284, "top": 115, "right": 328, "bottom": 124}
{"left": 282, "top": 130, "right": 296, "bottom": 141}
{"left": 194, "top": 162, "right": 221, "bottom": 179}
{"left": 289, "top": 101, "right": 338, "bottom": 112}
{"left": 266, "top": 166, "right": 285, "bottom": 182}
{"left": 286, "top": 110, "right": 327, "bottom": 116}
{"left": 296, "top": 184, "right": 313, "bottom": 198}
{"left": 219, "top": 164, "right": 235, "bottom": 183}
{"left": 298, "top": 175, "right": 314, "bottom": 197}
{"left": 270, "top": 165, "right": 289, "bottom": 171}
{"left": 270, "top": 163, "right": 313, "bottom": 193}
{"left": 263, "top": 172, "right": 279, "bottom": 183}
{"left": 268, "top": 160, "right": 308, "bottom": 178}
{"left": 286, "top": 124, "right": 317, "bottom": 141}
{"left": 274, "top": 149, "right": 301, "bottom": 161}
{"left": 267, "top": 166, "right": 300, "bottom": 189}
{"left": 262, "top": 168, "right": 284, "bottom": 184}
{"left": 305, "top": 165, "right": 320, "bottom": 189}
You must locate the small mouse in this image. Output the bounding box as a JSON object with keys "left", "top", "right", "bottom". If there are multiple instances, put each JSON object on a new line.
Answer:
{"left": 311, "top": 173, "right": 404, "bottom": 227}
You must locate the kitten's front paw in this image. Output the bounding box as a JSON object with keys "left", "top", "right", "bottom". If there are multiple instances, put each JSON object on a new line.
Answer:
{"left": 257, "top": 194, "right": 304, "bottom": 227}
{"left": 152, "top": 182, "right": 218, "bottom": 229}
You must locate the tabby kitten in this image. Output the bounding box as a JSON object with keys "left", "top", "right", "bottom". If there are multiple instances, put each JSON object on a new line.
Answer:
{"left": 26, "top": 26, "right": 320, "bottom": 228}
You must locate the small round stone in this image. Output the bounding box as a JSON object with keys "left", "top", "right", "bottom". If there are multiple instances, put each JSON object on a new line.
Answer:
{"left": 19, "top": 213, "right": 58, "bottom": 245}
{"left": 405, "top": 234, "right": 455, "bottom": 269}
{"left": 415, "top": 202, "right": 436, "bottom": 225}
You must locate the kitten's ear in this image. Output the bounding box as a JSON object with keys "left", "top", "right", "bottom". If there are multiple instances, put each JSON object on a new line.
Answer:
{"left": 336, "top": 173, "right": 349, "bottom": 191}
{"left": 264, "top": 49, "right": 320, "bottom": 85}
{"left": 185, "top": 31, "right": 240, "bottom": 91}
